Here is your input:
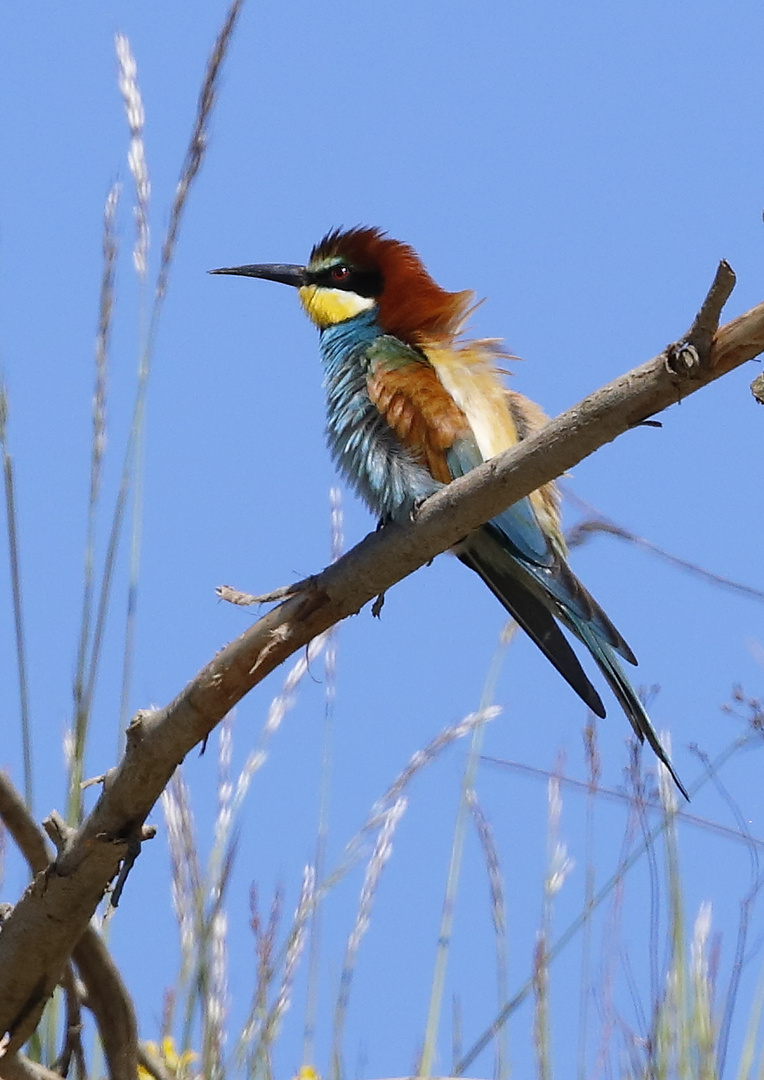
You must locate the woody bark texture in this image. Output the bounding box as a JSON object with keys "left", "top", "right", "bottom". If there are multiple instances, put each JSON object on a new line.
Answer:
{"left": 0, "top": 261, "right": 760, "bottom": 1052}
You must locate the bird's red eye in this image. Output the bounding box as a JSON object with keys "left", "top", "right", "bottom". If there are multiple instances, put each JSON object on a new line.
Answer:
{"left": 331, "top": 264, "right": 350, "bottom": 282}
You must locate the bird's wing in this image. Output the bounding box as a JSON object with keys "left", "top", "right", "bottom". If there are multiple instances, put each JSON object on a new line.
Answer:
{"left": 366, "top": 334, "right": 629, "bottom": 658}
{"left": 426, "top": 342, "right": 568, "bottom": 564}
{"left": 424, "top": 341, "right": 635, "bottom": 658}
{"left": 367, "top": 336, "right": 560, "bottom": 563}
{"left": 365, "top": 336, "right": 687, "bottom": 796}
{"left": 365, "top": 338, "right": 601, "bottom": 705}
{"left": 445, "top": 406, "right": 636, "bottom": 662}
{"left": 367, "top": 335, "right": 623, "bottom": 649}
{"left": 365, "top": 335, "right": 471, "bottom": 485}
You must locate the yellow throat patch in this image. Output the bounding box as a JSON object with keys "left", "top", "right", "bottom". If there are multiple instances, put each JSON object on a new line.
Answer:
{"left": 298, "top": 284, "right": 375, "bottom": 328}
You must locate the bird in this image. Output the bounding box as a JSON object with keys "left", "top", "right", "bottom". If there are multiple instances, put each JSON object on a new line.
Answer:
{"left": 211, "top": 226, "right": 687, "bottom": 799}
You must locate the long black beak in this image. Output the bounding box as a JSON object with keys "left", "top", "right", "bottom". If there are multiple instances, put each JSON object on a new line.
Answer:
{"left": 209, "top": 263, "right": 307, "bottom": 287}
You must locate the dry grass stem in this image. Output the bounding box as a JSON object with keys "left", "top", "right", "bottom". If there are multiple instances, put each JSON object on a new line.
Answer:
{"left": 243, "top": 867, "right": 315, "bottom": 1074}
{"left": 155, "top": 0, "right": 245, "bottom": 307}
{"left": 331, "top": 799, "right": 407, "bottom": 1080}
{"left": 534, "top": 773, "right": 573, "bottom": 1080}
{"left": 116, "top": 2, "right": 243, "bottom": 759}
{"left": 318, "top": 707, "right": 500, "bottom": 902}
{"left": 690, "top": 901, "right": 716, "bottom": 1075}
{"left": 204, "top": 908, "right": 229, "bottom": 1078}
{"left": 372, "top": 707, "right": 501, "bottom": 826}
{"left": 272, "top": 865, "right": 315, "bottom": 1034}
{"left": 303, "top": 489, "right": 344, "bottom": 1071}
{"left": 465, "top": 789, "right": 508, "bottom": 1080}
{"left": 115, "top": 35, "right": 149, "bottom": 278}
{"left": 93, "top": 181, "right": 119, "bottom": 507}
{"left": 544, "top": 775, "right": 574, "bottom": 899}
{"left": 240, "top": 884, "right": 283, "bottom": 1059}
{"left": 0, "top": 384, "right": 32, "bottom": 809}
{"left": 577, "top": 716, "right": 600, "bottom": 1079}
{"left": 161, "top": 774, "right": 201, "bottom": 983}
{"left": 421, "top": 629, "right": 513, "bottom": 1078}
{"left": 69, "top": 182, "right": 121, "bottom": 820}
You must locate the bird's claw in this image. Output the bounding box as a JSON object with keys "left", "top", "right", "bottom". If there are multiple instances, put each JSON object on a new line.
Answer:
{"left": 410, "top": 495, "right": 430, "bottom": 521}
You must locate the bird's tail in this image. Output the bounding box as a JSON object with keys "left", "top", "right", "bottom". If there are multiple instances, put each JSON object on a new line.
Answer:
{"left": 457, "top": 531, "right": 607, "bottom": 717}
{"left": 564, "top": 615, "right": 689, "bottom": 800}
{"left": 458, "top": 528, "right": 688, "bottom": 800}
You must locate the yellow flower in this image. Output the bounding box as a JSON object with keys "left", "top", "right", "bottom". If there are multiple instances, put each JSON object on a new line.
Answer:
{"left": 293, "top": 1067, "right": 321, "bottom": 1080}
{"left": 137, "top": 1037, "right": 198, "bottom": 1079}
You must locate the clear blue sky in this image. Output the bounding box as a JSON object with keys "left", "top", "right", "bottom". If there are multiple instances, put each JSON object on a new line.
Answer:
{"left": 1, "top": 1, "right": 763, "bottom": 1076}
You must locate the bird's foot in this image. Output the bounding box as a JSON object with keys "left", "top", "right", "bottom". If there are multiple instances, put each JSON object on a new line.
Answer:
{"left": 410, "top": 494, "right": 430, "bottom": 520}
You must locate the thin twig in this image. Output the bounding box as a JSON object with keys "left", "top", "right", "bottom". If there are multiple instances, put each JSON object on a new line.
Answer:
{"left": 217, "top": 580, "right": 312, "bottom": 606}
{"left": 564, "top": 492, "right": 764, "bottom": 603}
{"left": 480, "top": 753, "right": 764, "bottom": 849}
{"left": 54, "top": 965, "right": 85, "bottom": 1080}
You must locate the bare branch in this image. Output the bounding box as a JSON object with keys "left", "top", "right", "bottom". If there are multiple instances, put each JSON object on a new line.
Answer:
{"left": 0, "top": 1052, "right": 65, "bottom": 1080}
{"left": 0, "top": 773, "right": 138, "bottom": 1078}
{"left": 73, "top": 931, "right": 138, "bottom": 1080}
{"left": 0, "top": 268, "right": 761, "bottom": 1048}
{"left": 0, "top": 772, "right": 49, "bottom": 872}
{"left": 55, "top": 965, "right": 85, "bottom": 1080}
{"left": 682, "top": 259, "right": 736, "bottom": 357}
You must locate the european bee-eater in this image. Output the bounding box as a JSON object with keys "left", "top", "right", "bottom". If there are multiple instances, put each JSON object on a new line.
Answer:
{"left": 212, "top": 227, "right": 687, "bottom": 799}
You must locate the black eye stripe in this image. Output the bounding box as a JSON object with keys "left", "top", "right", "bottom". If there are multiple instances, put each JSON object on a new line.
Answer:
{"left": 307, "top": 264, "right": 383, "bottom": 298}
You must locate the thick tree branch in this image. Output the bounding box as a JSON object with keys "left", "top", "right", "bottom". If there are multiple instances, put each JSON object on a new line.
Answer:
{"left": 0, "top": 773, "right": 138, "bottom": 1078}
{"left": 0, "top": 266, "right": 762, "bottom": 1047}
